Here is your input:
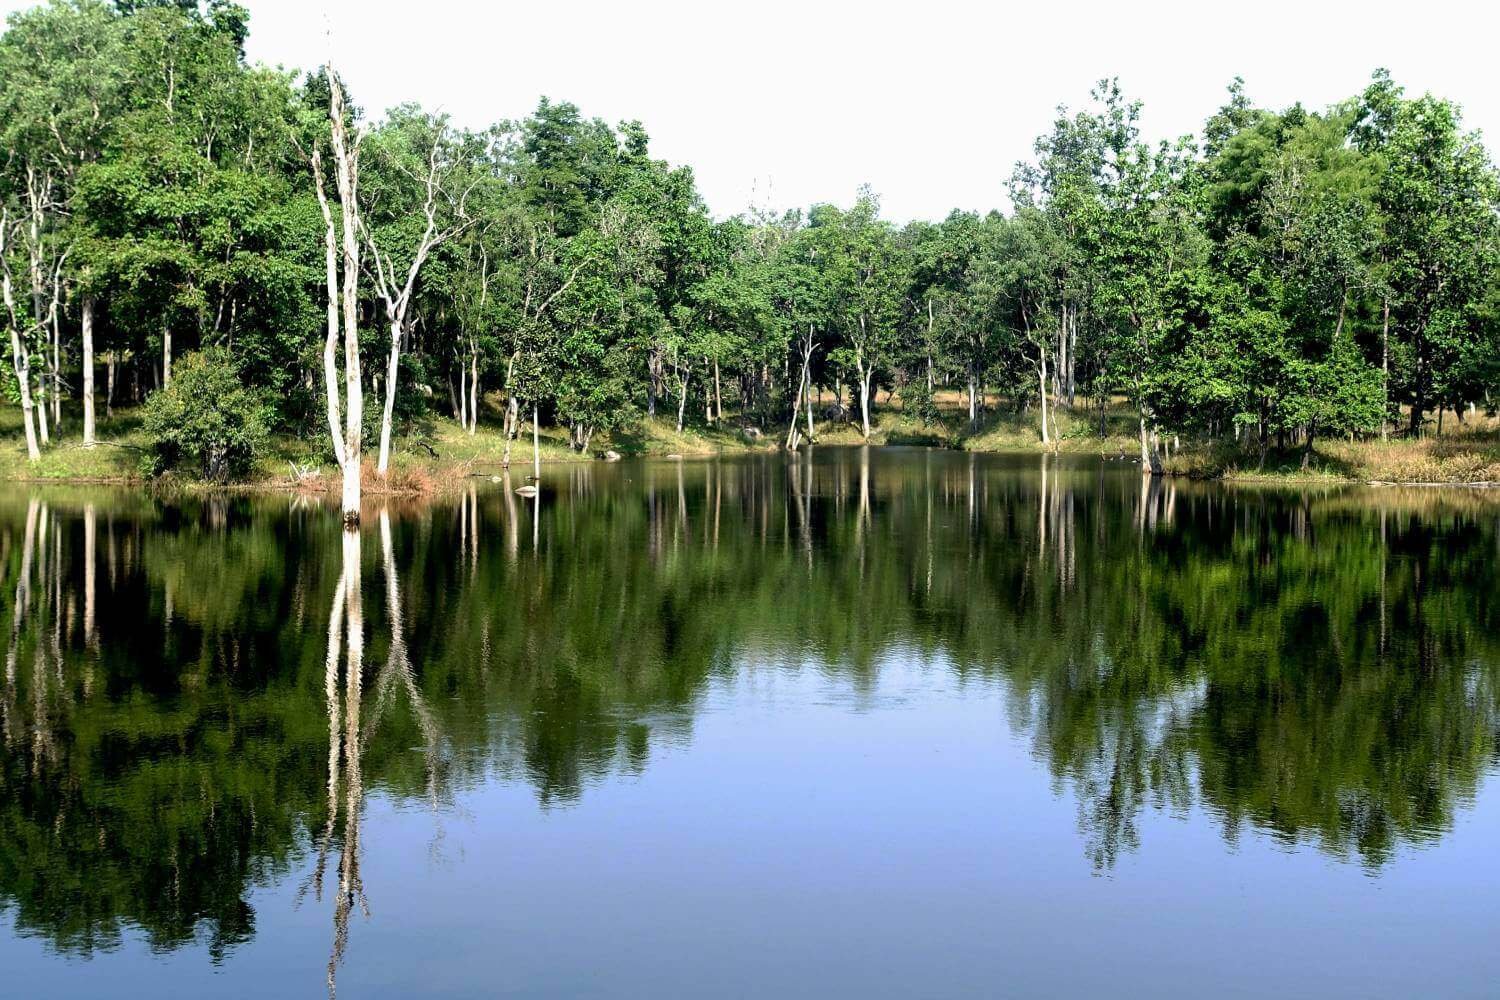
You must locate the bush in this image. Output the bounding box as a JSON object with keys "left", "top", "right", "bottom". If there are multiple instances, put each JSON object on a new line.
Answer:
{"left": 141, "top": 348, "right": 269, "bottom": 481}
{"left": 901, "top": 376, "right": 943, "bottom": 426}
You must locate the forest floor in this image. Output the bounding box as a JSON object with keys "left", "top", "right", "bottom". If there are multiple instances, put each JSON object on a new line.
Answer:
{"left": 0, "top": 394, "right": 1495, "bottom": 489}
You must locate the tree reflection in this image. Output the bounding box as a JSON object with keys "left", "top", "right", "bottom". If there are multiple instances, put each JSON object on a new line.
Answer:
{"left": 0, "top": 458, "right": 1495, "bottom": 962}
{"left": 307, "top": 511, "right": 449, "bottom": 997}
{"left": 306, "top": 525, "right": 366, "bottom": 998}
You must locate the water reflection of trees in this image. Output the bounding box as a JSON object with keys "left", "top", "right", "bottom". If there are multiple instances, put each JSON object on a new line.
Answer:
{"left": 0, "top": 457, "right": 1496, "bottom": 961}
{"left": 309, "top": 511, "right": 448, "bottom": 997}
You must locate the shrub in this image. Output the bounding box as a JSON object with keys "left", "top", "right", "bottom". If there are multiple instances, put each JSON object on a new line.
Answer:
{"left": 141, "top": 348, "right": 269, "bottom": 481}
{"left": 901, "top": 377, "right": 943, "bottom": 426}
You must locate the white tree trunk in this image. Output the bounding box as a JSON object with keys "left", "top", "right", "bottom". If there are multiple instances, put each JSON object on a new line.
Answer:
{"left": 786, "top": 355, "right": 808, "bottom": 451}
{"left": 162, "top": 324, "right": 172, "bottom": 388}
{"left": 376, "top": 319, "right": 401, "bottom": 475}
{"left": 6, "top": 325, "right": 39, "bottom": 461}
{"left": 1380, "top": 298, "right": 1389, "bottom": 443}
{"left": 806, "top": 373, "right": 815, "bottom": 443}
{"left": 49, "top": 316, "right": 59, "bottom": 425}
{"left": 81, "top": 297, "right": 95, "bottom": 446}
{"left": 341, "top": 361, "right": 362, "bottom": 521}
{"left": 468, "top": 351, "right": 479, "bottom": 435}
{"left": 859, "top": 364, "right": 872, "bottom": 440}
{"left": 310, "top": 137, "right": 354, "bottom": 508}
{"left": 35, "top": 371, "right": 49, "bottom": 445}
{"left": 713, "top": 357, "right": 722, "bottom": 425}
{"left": 1, "top": 229, "right": 41, "bottom": 460}
{"left": 502, "top": 394, "right": 518, "bottom": 467}
{"left": 1039, "top": 354, "right": 1050, "bottom": 449}
{"left": 327, "top": 65, "right": 364, "bottom": 524}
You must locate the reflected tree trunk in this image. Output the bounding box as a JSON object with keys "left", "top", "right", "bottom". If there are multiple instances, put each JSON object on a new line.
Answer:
{"left": 83, "top": 504, "right": 96, "bottom": 648}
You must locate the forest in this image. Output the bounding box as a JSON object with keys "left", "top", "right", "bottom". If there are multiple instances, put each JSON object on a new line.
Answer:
{"left": 2, "top": 1, "right": 1499, "bottom": 514}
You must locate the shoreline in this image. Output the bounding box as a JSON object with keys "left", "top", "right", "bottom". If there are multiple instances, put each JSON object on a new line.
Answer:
{"left": 3, "top": 406, "right": 1496, "bottom": 493}
{"left": 4, "top": 442, "right": 1496, "bottom": 493}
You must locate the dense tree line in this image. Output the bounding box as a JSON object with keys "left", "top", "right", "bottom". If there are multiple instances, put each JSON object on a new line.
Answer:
{"left": 3, "top": 1, "right": 1499, "bottom": 509}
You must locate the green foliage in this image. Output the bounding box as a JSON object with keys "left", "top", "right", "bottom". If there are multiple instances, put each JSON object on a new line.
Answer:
{"left": 139, "top": 347, "right": 267, "bottom": 479}
{"left": 0, "top": 2, "right": 1497, "bottom": 471}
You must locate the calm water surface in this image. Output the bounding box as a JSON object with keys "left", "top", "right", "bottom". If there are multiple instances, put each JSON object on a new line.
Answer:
{"left": 1, "top": 449, "right": 1498, "bottom": 998}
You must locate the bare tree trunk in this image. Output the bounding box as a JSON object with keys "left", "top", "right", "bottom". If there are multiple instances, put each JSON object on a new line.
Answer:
{"left": 646, "top": 349, "right": 659, "bottom": 417}
{"left": 806, "top": 374, "right": 815, "bottom": 443}
{"left": 1409, "top": 329, "right": 1426, "bottom": 437}
{"left": 50, "top": 310, "right": 60, "bottom": 429}
{"left": 1066, "top": 305, "right": 1077, "bottom": 405}
{"left": 365, "top": 116, "right": 468, "bottom": 475}
{"left": 926, "top": 298, "right": 935, "bottom": 399}
{"left": 161, "top": 323, "right": 172, "bottom": 389}
{"left": 6, "top": 329, "right": 40, "bottom": 461}
{"left": 676, "top": 366, "right": 690, "bottom": 434}
{"left": 1055, "top": 313, "right": 1065, "bottom": 407}
{"left": 35, "top": 371, "right": 49, "bottom": 445}
{"left": 105, "top": 351, "right": 115, "bottom": 419}
{"left": 310, "top": 141, "right": 349, "bottom": 477}
{"left": 454, "top": 366, "right": 465, "bottom": 428}
{"left": 532, "top": 404, "right": 541, "bottom": 482}
{"left": 713, "top": 357, "right": 722, "bottom": 424}
{"left": 0, "top": 230, "right": 41, "bottom": 460}
{"left": 786, "top": 351, "right": 809, "bottom": 451}
{"left": 468, "top": 350, "right": 479, "bottom": 435}
{"left": 1137, "top": 404, "right": 1162, "bottom": 476}
{"left": 81, "top": 297, "right": 95, "bottom": 446}
{"left": 502, "top": 395, "right": 518, "bottom": 467}
{"left": 858, "top": 361, "right": 872, "bottom": 440}
{"left": 338, "top": 333, "right": 363, "bottom": 506}
{"left": 1380, "top": 297, "right": 1389, "bottom": 443}
{"left": 376, "top": 319, "right": 402, "bottom": 475}
{"left": 327, "top": 67, "right": 364, "bottom": 525}
{"left": 1038, "top": 354, "right": 1051, "bottom": 449}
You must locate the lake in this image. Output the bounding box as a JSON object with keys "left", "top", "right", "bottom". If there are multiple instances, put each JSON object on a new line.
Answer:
{"left": 1, "top": 448, "right": 1497, "bottom": 998}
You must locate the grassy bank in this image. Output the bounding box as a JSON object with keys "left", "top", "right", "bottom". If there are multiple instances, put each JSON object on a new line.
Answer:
{"left": 2, "top": 397, "right": 1496, "bottom": 490}
{"left": 1164, "top": 426, "right": 1500, "bottom": 486}
{"left": 0, "top": 406, "right": 778, "bottom": 491}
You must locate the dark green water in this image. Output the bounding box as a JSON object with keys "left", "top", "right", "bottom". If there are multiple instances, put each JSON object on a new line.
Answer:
{"left": 1, "top": 448, "right": 1497, "bottom": 998}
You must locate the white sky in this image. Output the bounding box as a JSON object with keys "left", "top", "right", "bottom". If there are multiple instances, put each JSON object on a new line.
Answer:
{"left": 7, "top": 0, "right": 1500, "bottom": 221}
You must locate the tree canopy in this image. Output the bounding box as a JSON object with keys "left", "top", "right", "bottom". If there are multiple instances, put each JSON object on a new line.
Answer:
{"left": 1, "top": 2, "right": 1497, "bottom": 472}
